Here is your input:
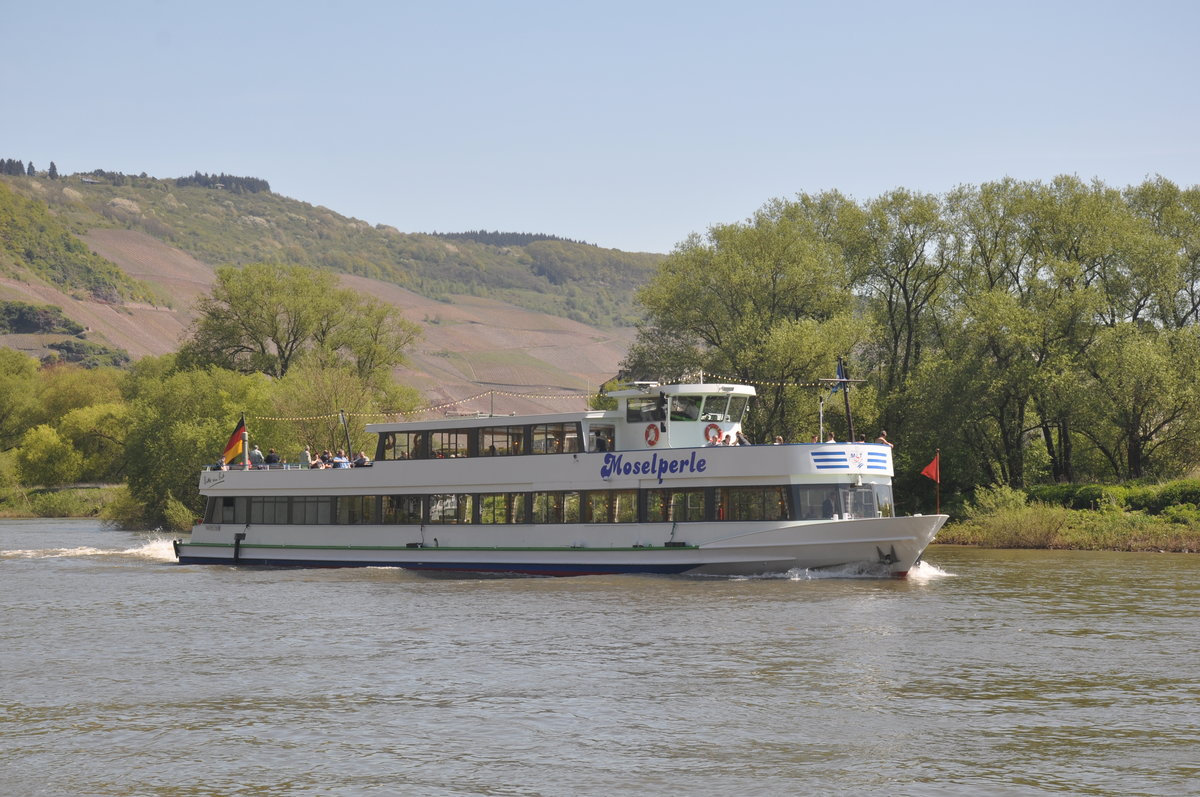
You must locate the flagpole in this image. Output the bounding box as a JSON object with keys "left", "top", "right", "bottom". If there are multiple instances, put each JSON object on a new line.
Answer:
{"left": 935, "top": 448, "right": 940, "bottom": 514}
{"left": 839, "top": 356, "right": 855, "bottom": 442}
{"left": 241, "top": 413, "right": 249, "bottom": 471}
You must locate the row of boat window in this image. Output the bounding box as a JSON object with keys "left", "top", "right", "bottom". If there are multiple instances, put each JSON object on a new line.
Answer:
{"left": 205, "top": 484, "right": 892, "bottom": 526}
{"left": 378, "top": 422, "right": 584, "bottom": 460}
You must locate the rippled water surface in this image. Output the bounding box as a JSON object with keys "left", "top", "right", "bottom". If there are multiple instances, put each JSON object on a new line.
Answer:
{"left": 2, "top": 519, "right": 1198, "bottom": 796}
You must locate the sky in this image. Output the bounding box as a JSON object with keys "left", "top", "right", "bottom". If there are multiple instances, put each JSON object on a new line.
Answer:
{"left": 4, "top": 0, "right": 1198, "bottom": 254}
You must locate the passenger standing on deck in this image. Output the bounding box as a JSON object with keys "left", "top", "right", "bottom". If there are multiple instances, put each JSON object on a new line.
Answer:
{"left": 249, "top": 445, "right": 265, "bottom": 467}
{"left": 876, "top": 430, "right": 893, "bottom": 447}
{"left": 299, "top": 446, "right": 312, "bottom": 468}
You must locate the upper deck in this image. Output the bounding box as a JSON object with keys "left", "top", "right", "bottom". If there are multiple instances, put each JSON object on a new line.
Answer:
{"left": 365, "top": 382, "right": 760, "bottom": 457}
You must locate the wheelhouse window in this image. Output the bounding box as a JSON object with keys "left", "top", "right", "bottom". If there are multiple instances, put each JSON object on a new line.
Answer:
{"left": 670, "top": 395, "right": 702, "bottom": 421}
{"left": 700, "top": 395, "right": 729, "bottom": 422}
{"left": 726, "top": 395, "right": 749, "bottom": 424}
{"left": 700, "top": 394, "right": 750, "bottom": 423}
{"left": 626, "top": 396, "right": 666, "bottom": 423}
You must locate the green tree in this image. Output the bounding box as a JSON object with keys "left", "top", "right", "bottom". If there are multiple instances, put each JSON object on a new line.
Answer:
{"left": 56, "top": 402, "right": 129, "bottom": 482}
{"left": 15, "top": 425, "right": 83, "bottom": 487}
{"left": 0, "top": 349, "right": 39, "bottom": 451}
{"left": 33, "top": 364, "right": 123, "bottom": 427}
{"left": 122, "top": 366, "right": 275, "bottom": 529}
{"left": 272, "top": 361, "right": 421, "bottom": 456}
{"left": 627, "top": 198, "right": 862, "bottom": 441}
{"left": 860, "top": 188, "right": 949, "bottom": 399}
{"left": 1079, "top": 324, "right": 1200, "bottom": 479}
{"left": 180, "top": 263, "right": 420, "bottom": 381}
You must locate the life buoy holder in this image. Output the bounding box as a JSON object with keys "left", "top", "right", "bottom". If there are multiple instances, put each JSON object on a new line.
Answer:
{"left": 645, "top": 424, "right": 660, "bottom": 446}
{"left": 704, "top": 423, "right": 722, "bottom": 443}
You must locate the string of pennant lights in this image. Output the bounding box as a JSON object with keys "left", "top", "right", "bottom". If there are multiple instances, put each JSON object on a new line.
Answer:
{"left": 246, "top": 377, "right": 862, "bottom": 423}
{"left": 247, "top": 389, "right": 590, "bottom": 423}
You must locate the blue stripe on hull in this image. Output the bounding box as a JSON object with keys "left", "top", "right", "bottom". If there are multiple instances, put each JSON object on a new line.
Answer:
{"left": 175, "top": 555, "right": 695, "bottom": 577}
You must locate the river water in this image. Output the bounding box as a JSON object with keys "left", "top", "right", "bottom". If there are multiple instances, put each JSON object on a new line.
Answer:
{"left": 1, "top": 519, "right": 1197, "bottom": 796}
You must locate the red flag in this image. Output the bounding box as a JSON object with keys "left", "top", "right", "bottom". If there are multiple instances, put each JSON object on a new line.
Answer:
{"left": 223, "top": 417, "right": 246, "bottom": 464}
{"left": 920, "top": 452, "right": 940, "bottom": 483}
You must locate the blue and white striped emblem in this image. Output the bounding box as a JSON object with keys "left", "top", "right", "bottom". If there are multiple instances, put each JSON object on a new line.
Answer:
{"left": 810, "top": 448, "right": 891, "bottom": 471}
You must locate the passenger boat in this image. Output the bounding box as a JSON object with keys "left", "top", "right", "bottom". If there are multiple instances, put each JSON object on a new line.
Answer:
{"left": 174, "top": 382, "right": 946, "bottom": 576}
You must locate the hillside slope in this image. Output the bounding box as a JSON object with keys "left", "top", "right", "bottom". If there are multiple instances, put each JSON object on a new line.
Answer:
{"left": 0, "top": 227, "right": 634, "bottom": 414}
{"left": 0, "top": 173, "right": 662, "bottom": 327}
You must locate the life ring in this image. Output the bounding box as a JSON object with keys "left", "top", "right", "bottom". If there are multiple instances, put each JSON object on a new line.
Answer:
{"left": 704, "top": 423, "right": 722, "bottom": 443}
{"left": 645, "top": 424, "right": 660, "bottom": 446}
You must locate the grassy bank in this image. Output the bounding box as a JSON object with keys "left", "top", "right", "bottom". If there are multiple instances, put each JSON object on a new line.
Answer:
{"left": 0, "top": 484, "right": 123, "bottom": 519}
{"left": 938, "top": 484, "right": 1200, "bottom": 553}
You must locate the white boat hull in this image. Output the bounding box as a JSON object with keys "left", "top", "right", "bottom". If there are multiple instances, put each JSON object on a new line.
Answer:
{"left": 175, "top": 514, "right": 946, "bottom": 577}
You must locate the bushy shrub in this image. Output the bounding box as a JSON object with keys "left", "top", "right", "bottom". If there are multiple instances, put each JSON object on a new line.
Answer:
{"left": 100, "top": 486, "right": 151, "bottom": 529}
{"left": 1124, "top": 485, "right": 1158, "bottom": 513}
{"left": 1025, "top": 483, "right": 1077, "bottom": 506}
{"left": 15, "top": 425, "right": 83, "bottom": 487}
{"left": 965, "top": 483, "right": 1027, "bottom": 519}
{"left": 1159, "top": 502, "right": 1200, "bottom": 526}
{"left": 1155, "top": 481, "right": 1200, "bottom": 512}
{"left": 162, "top": 494, "right": 197, "bottom": 532}
{"left": 29, "top": 490, "right": 91, "bottom": 517}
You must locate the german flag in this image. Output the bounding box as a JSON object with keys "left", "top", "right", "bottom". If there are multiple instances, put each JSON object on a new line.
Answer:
{"left": 223, "top": 417, "right": 246, "bottom": 464}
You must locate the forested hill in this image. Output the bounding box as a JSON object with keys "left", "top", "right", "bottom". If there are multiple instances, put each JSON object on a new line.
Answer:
{"left": 0, "top": 170, "right": 663, "bottom": 327}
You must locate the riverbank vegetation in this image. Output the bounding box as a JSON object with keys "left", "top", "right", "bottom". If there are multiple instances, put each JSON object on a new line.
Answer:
{"left": 0, "top": 265, "right": 422, "bottom": 529}
{"left": 936, "top": 484, "right": 1200, "bottom": 552}
{"left": 4, "top": 170, "right": 1200, "bottom": 550}
{"left": 626, "top": 175, "right": 1200, "bottom": 521}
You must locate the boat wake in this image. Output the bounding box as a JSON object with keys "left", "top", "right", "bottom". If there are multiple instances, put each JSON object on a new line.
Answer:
{"left": 906, "top": 559, "right": 954, "bottom": 581}
{"left": 713, "top": 558, "right": 955, "bottom": 581}
{"left": 1, "top": 535, "right": 177, "bottom": 562}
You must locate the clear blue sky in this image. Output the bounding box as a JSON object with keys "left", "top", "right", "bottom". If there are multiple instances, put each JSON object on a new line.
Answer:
{"left": 5, "top": 1, "right": 1198, "bottom": 253}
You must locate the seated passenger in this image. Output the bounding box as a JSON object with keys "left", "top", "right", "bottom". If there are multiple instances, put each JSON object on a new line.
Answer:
{"left": 332, "top": 449, "right": 351, "bottom": 468}
{"left": 353, "top": 451, "right": 371, "bottom": 467}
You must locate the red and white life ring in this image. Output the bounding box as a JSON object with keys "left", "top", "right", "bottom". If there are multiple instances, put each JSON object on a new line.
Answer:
{"left": 704, "top": 423, "right": 722, "bottom": 443}
{"left": 645, "top": 424, "right": 660, "bottom": 446}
